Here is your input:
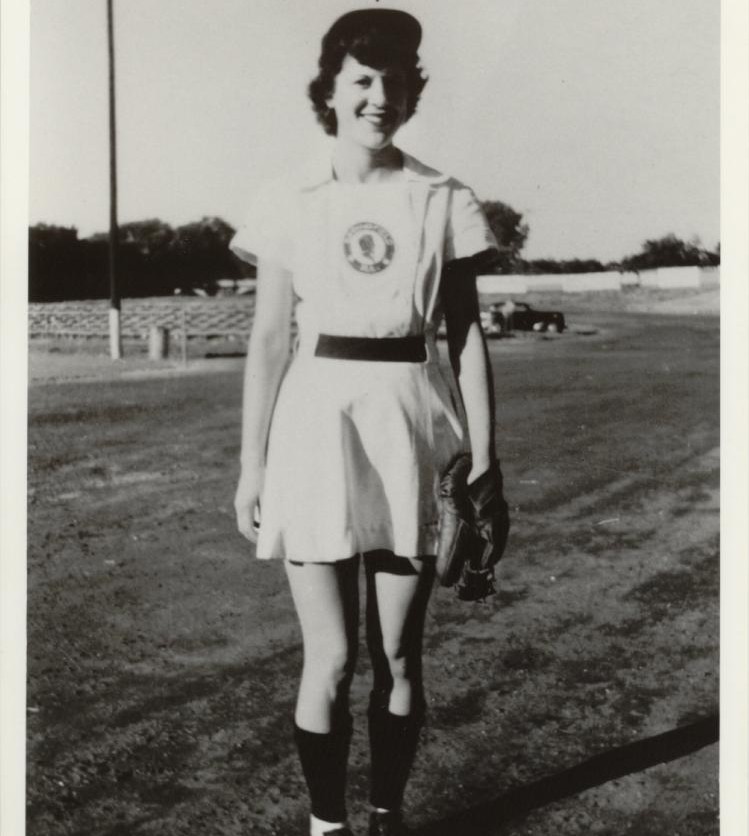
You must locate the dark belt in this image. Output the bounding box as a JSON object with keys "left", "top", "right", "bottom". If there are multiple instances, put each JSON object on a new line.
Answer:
{"left": 314, "top": 334, "right": 427, "bottom": 363}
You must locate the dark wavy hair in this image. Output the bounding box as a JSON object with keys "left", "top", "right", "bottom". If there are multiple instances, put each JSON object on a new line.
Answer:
{"left": 308, "top": 29, "right": 428, "bottom": 136}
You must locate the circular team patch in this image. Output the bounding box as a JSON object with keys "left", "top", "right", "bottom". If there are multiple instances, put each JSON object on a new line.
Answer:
{"left": 343, "top": 222, "right": 395, "bottom": 274}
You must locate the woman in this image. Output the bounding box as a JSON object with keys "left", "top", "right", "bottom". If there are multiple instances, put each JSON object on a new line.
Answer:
{"left": 231, "top": 10, "right": 500, "bottom": 835}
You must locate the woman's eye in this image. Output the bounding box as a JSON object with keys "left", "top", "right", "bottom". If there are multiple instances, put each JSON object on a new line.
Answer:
{"left": 355, "top": 78, "right": 371, "bottom": 88}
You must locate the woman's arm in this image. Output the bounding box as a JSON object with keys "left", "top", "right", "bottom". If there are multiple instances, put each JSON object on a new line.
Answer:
{"left": 234, "top": 257, "right": 293, "bottom": 540}
{"left": 441, "top": 255, "right": 497, "bottom": 483}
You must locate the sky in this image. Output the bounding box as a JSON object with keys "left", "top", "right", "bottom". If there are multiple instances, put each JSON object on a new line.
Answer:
{"left": 29, "top": 0, "right": 720, "bottom": 261}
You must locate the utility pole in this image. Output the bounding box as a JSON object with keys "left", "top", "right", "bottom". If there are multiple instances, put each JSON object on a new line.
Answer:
{"left": 107, "top": 0, "right": 122, "bottom": 359}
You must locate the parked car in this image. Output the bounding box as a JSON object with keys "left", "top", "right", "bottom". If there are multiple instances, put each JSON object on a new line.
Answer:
{"left": 437, "top": 301, "right": 566, "bottom": 339}
{"left": 488, "top": 301, "right": 566, "bottom": 333}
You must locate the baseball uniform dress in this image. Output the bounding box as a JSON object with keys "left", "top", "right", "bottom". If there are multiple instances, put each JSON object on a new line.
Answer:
{"left": 230, "top": 150, "right": 497, "bottom": 562}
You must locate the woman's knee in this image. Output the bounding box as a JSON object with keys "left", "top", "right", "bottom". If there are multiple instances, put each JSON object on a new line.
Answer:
{"left": 304, "top": 641, "right": 356, "bottom": 691}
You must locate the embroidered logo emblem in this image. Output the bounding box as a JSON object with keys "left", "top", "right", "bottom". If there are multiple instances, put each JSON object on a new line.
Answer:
{"left": 343, "top": 222, "right": 395, "bottom": 274}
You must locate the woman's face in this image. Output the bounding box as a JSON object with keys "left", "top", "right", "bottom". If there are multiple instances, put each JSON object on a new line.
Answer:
{"left": 327, "top": 54, "right": 408, "bottom": 150}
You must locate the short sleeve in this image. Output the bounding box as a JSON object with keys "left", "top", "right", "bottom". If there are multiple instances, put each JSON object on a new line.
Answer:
{"left": 444, "top": 185, "right": 498, "bottom": 263}
{"left": 229, "top": 179, "right": 295, "bottom": 271}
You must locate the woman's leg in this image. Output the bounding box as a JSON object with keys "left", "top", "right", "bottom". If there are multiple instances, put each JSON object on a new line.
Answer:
{"left": 286, "top": 556, "right": 360, "bottom": 832}
{"left": 365, "top": 551, "right": 435, "bottom": 822}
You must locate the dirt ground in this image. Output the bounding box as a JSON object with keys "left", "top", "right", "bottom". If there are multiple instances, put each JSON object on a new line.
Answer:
{"left": 27, "top": 294, "right": 719, "bottom": 835}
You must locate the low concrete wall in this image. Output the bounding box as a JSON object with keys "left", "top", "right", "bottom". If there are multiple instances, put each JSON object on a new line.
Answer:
{"left": 638, "top": 270, "right": 659, "bottom": 288}
{"left": 560, "top": 272, "right": 622, "bottom": 292}
{"left": 478, "top": 265, "right": 719, "bottom": 295}
{"left": 641, "top": 266, "right": 703, "bottom": 289}
{"left": 660, "top": 266, "right": 702, "bottom": 288}
{"left": 477, "top": 275, "right": 529, "bottom": 294}
{"left": 477, "top": 274, "right": 566, "bottom": 294}
{"left": 478, "top": 272, "right": 618, "bottom": 294}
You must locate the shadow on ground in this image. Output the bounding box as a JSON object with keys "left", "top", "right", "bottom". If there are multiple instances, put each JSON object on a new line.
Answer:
{"left": 413, "top": 715, "right": 718, "bottom": 835}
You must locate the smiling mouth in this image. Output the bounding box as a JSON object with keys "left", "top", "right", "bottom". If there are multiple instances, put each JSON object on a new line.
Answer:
{"left": 360, "top": 112, "right": 393, "bottom": 127}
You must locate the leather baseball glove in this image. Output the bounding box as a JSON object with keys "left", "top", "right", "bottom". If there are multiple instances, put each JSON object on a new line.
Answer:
{"left": 436, "top": 453, "right": 510, "bottom": 601}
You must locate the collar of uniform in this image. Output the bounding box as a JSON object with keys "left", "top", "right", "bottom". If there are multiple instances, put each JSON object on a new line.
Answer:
{"left": 298, "top": 148, "right": 450, "bottom": 191}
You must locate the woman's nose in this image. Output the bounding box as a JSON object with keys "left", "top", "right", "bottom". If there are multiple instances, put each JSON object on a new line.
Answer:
{"left": 368, "top": 77, "right": 387, "bottom": 105}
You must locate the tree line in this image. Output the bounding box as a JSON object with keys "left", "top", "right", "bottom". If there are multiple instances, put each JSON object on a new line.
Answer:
{"left": 28, "top": 204, "right": 719, "bottom": 302}
{"left": 479, "top": 201, "right": 720, "bottom": 275}
{"left": 28, "top": 217, "right": 251, "bottom": 302}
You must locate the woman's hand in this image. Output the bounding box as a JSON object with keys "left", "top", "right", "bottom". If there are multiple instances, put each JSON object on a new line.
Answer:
{"left": 234, "top": 465, "right": 264, "bottom": 543}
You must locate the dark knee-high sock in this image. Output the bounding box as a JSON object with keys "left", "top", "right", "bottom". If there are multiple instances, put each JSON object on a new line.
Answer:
{"left": 368, "top": 691, "right": 425, "bottom": 812}
{"left": 294, "top": 713, "right": 352, "bottom": 823}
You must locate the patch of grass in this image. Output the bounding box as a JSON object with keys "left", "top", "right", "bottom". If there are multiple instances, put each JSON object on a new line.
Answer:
{"left": 557, "top": 525, "right": 658, "bottom": 557}
{"left": 430, "top": 688, "right": 487, "bottom": 728}
{"left": 572, "top": 475, "right": 663, "bottom": 520}
{"left": 29, "top": 403, "right": 153, "bottom": 427}
{"left": 677, "top": 536, "right": 720, "bottom": 567}
{"left": 620, "top": 810, "right": 682, "bottom": 836}
{"left": 682, "top": 808, "right": 720, "bottom": 831}
{"left": 624, "top": 548, "right": 718, "bottom": 624}
{"left": 497, "top": 586, "right": 530, "bottom": 607}
{"left": 501, "top": 644, "right": 554, "bottom": 673}
{"left": 609, "top": 683, "right": 670, "bottom": 730}
{"left": 559, "top": 657, "right": 620, "bottom": 686}
{"left": 626, "top": 567, "right": 697, "bottom": 607}
{"left": 677, "top": 706, "right": 719, "bottom": 727}
{"left": 598, "top": 617, "right": 648, "bottom": 639}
